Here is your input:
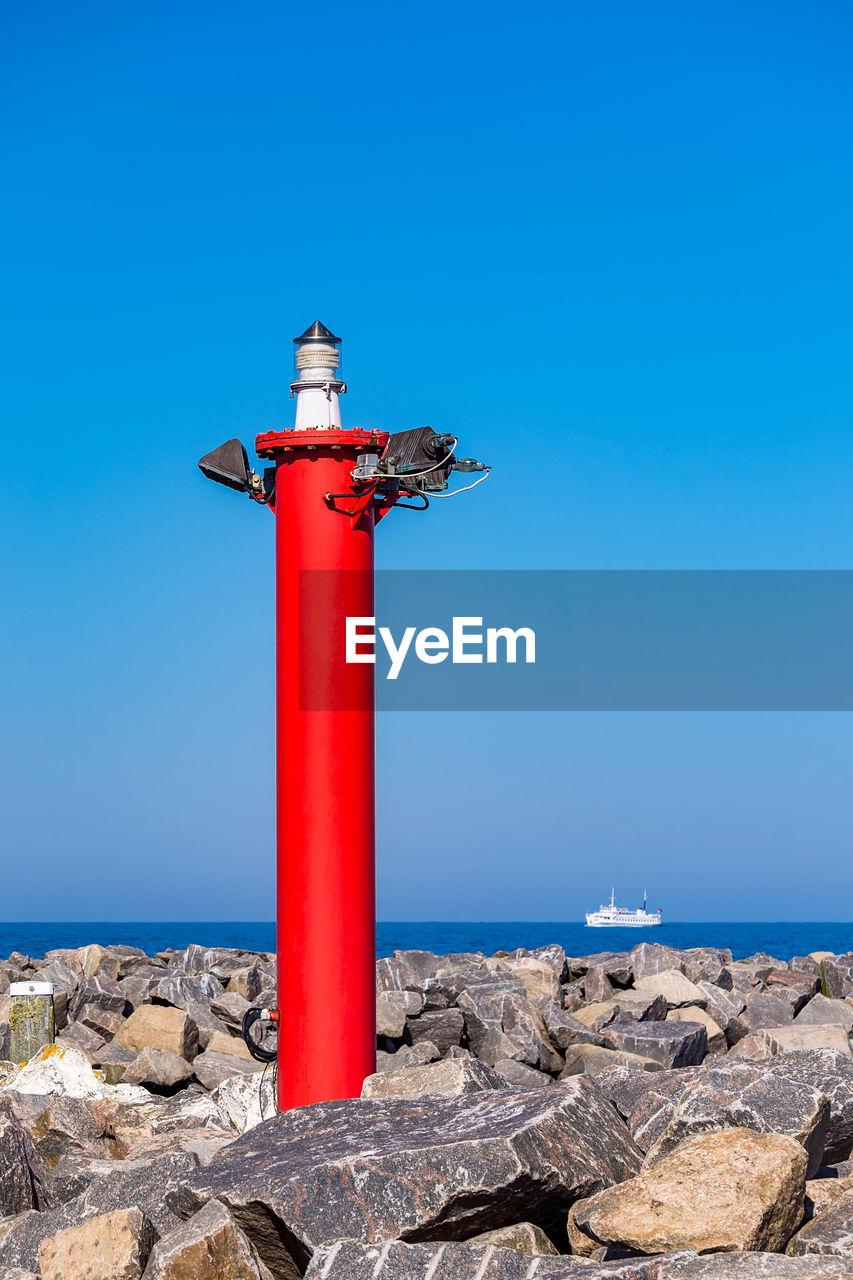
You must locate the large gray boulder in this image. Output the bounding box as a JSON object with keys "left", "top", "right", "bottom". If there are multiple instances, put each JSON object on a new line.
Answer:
{"left": 376, "top": 952, "right": 439, "bottom": 994}
{"left": 633, "top": 971, "right": 708, "bottom": 1010}
{"left": 666, "top": 1255, "right": 853, "bottom": 1277}
{"left": 795, "top": 997, "right": 853, "bottom": 1033}
{"left": 38, "top": 1206, "right": 157, "bottom": 1280}
{"left": 142, "top": 1198, "right": 274, "bottom": 1279}
{"left": 630, "top": 944, "right": 687, "bottom": 981}
{"left": 68, "top": 975, "right": 127, "bottom": 1023}
{"left": 0, "top": 1103, "right": 51, "bottom": 1215}
{"left": 361, "top": 1059, "right": 505, "bottom": 1100}
{"left": 788, "top": 1191, "right": 853, "bottom": 1259}
{"left": 678, "top": 948, "right": 733, "bottom": 989}
{"left": 0, "top": 1152, "right": 197, "bottom": 1272}
{"left": 770, "top": 1050, "right": 853, "bottom": 1164}
{"left": 643, "top": 1061, "right": 830, "bottom": 1176}
{"left": 743, "top": 991, "right": 798, "bottom": 1031}
{"left": 304, "top": 1241, "right": 693, "bottom": 1279}
{"left": 539, "top": 1004, "right": 606, "bottom": 1052}
{"left": 149, "top": 976, "right": 229, "bottom": 1049}
{"left": 565, "top": 951, "right": 632, "bottom": 985}
{"left": 601, "top": 1021, "right": 707, "bottom": 1069}
{"left": 407, "top": 1009, "right": 465, "bottom": 1055}
{"left": 822, "top": 956, "right": 853, "bottom": 1001}
{"left": 171, "top": 1079, "right": 642, "bottom": 1275}
{"left": 24, "top": 1095, "right": 110, "bottom": 1169}
{"left": 613, "top": 1071, "right": 703, "bottom": 1153}
{"left": 456, "top": 981, "right": 562, "bottom": 1072}
{"left": 571, "top": 1129, "right": 807, "bottom": 1255}
{"left": 695, "top": 982, "right": 748, "bottom": 1045}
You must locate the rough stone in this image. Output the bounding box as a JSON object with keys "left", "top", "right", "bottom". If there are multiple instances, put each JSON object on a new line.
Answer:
{"left": 634, "top": 970, "right": 708, "bottom": 1009}
{"left": 173, "top": 1078, "right": 642, "bottom": 1275}
{"left": 26, "top": 1095, "right": 110, "bottom": 1168}
{"left": 602, "top": 1020, "right": 707, "bottom": 1068}
{"left": 593, "top": 1064, "right": 679, "bottom": 1120}
{"left": 467, "top": 1223, "right": 559, "bottom": 1255}
{"left": 565, "top": 951, "right": 632, "bottom": 985}
{"left": 804, "top": 1174, "right": 853, "bottom": 1225}
{"left": 0, "top": 1103, "right": 51, "bottom": 1214}
{"left": 728, "top": 1031, "right": 776, "bottom": 1062}
{"left": 212, "top": 1070, "right": 277, "bottom": 1133}
{"left": 73, "top": 1001, "right": 126, "bottom": 1040}
{"left": 494, "top": 1059, "right": 554, "bottom": 1088}
{"left": 789, "top": 1192, "right": 853, "bottom": 1259}
{"left": 122, "top": 1048, "right": 195, "bottom": 1094}
{"left": 56, "top": 1022, "right": 105, "bottom": 1055}
{"left": 569, "top": 992, "right": 667, "bottom": 1033}
{"left": 620, "top": 1070, "right": 702, "bottom": 1153}
{"left": 760, "top": 1026, "right": 853, "bottom": 1057}
{"left": 376, "top": 1041, "right": 441, "bottom": 1072}
{"left": 47, "top": 1153, "right": 161, "bottom": 1206}
{"left": 770, "top": 1050, "right": 853, "bottom": 1164}
{"left": 768, "top": 969, "right": 821, "bottom": 999}
{"left": 456, "top": 984, "right": 562, "bottom": 1072}
{"left": 823, "top": 956, "right": 853, "bottom": 1001}
{"left": 501, "top": 957, "right": 562, "bottom": 1003}
{"left": 141, "top": 1198, "right": 273, "bottom": 1279}
{"left": 796, "top": 997, "right": 853, "bottom": 1033}
{"left": 0, "top": 1152, "right": 197, "bottom": 1272}
{"left": 571, "top": 1128, "right": 807, "bottom": 1255}
{"left": 114, "top": 1006, "right": 199, "bottom": 1061}
{"left": 149, "top": 976, "right": 229, "bottom": 1049}
{"left": 571, "top": 1000, "right": 620, "bottom": 1031}
{"left": 744, "top": 991, "right": 798, "bottom": 1031}
{"left": 666, "top": 1255, "right": 853, "bottom": 1277}
{"left": 408, "top": 1008, "right": 465, "bottom": 1055}
{"left": 375, "top": 951, "right": 439, "bottom": 994}
{"left": 696, "top": 981, "right": 749, "bottom": 1046}
{"left": 73, "top": 945, "right": 123, "bottom": 980}
{"left": 204, "top": 1029, "right": 253, "bottom": 1059}
{"left": 679, "top": 948, "right": 733, "bottom": 989}
{"left": 304, "top": 1240, "right": 692, "bottom": 1280}
{"left": 69, "top": 975, "right": 127, "bottom": 1023}
{"left": 361, "top": 1058, "right": 505, "bottom": 1100}
{"left": 540, "top": 1003, "right": 606, "bottom": 1052}
{"left": 211, "top": 990, "right": 253, "bottom": 1031}
{"left": 560, "top": 1044, "right": 664, "bottom": 1077}
{"left": 193, "top": 1050, "right": 261, "bottom": 1090}
{"left": 226, "top": 965, "right": 264, "bottom": 1002}
{"left": 643, "top": 1061, "right": 830, "bottom": 1175}
{"left": 376, "top": 995, "right": 407, "bottom": 1039}
{"left": 666, "top": 1007, "right": 726, "bottom": 1054}
{"left": 38, "top": 1207, "right": 157, "bottom": 1280}
{"left": 92, "top": 1043, "right": 138, "bottom": 1084}
{"left": 2, "top": 1044, "right": 111, "bottom": 1100}
{"left": 630, "top": 943, "right": 689, "bottom": 979}
{"left": 583, "top": 966, "right": 615, "bottom": 1003}
{"left": 124, "top": 1127, "right": 235, "bottom": 1166}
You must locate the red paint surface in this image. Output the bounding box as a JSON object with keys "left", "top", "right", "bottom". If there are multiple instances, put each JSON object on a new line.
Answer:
{"left": 259, "top": 430, "right": 382, "bottom": 1110}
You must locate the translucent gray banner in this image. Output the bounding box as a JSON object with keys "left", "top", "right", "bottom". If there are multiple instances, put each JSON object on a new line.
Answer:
{"left": 298, "top": 571, "right": 853, "bottom": 710}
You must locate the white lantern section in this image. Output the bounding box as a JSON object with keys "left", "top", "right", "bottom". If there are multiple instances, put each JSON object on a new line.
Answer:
{"left": 292, "top": 321, "right": 345, "bottom": 431}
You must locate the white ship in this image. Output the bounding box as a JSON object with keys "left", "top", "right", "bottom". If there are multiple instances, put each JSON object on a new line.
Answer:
{"left": 585, "top": 889, "right": 662, "bottom": 928}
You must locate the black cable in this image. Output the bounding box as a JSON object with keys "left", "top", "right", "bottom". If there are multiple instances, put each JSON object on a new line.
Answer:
{"left": 241, "top": 1007, "right": 277, "bottom": 1063}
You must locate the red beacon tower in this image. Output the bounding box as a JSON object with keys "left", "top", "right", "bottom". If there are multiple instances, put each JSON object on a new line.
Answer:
{"left": 199, "top": 322, "right": 488, "bottom": 1111}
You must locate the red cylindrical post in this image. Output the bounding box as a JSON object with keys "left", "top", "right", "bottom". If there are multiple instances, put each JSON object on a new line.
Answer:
{"left": 256, "top": 428, "right": 386, "bottom": 1110}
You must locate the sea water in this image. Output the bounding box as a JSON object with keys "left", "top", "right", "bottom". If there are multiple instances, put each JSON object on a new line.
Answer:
{"left": 0, "top": 921, "right": 851, "bottom": 961}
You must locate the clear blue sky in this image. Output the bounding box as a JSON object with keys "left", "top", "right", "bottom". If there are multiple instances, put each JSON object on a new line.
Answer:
{"left": 1, "top": 1, "right": 851, "bottom": 920}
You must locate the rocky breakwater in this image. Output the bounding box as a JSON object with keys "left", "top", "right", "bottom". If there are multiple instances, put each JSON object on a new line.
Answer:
{"left": 0, "top": 942, "right": 852, "bottom": 1276}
